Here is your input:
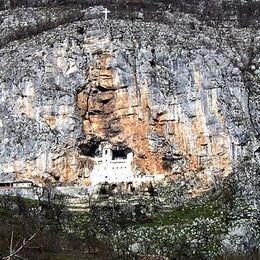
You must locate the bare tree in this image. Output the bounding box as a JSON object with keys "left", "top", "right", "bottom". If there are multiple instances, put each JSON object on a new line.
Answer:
{"left": 3, "top": 230, "right": 38, "bottom": 260}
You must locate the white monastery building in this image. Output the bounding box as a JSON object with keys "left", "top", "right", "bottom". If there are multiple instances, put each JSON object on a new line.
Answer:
{"left": 90, "top": 142, "right": 164, "bottom": 187}
{"left": 90, "top": 143, "right": 135, "bottom": 186}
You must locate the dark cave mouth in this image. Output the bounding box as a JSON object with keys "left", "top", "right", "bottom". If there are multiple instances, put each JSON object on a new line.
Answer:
{"left": 112, "top": 149, "right": 128, "bottom": 160}
{"left": 78, "top": 137, "right": 101, "bottom": 157}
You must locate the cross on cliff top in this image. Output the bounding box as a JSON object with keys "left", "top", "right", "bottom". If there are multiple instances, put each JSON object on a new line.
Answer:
{"left": 102, "top": 8, "right": 110, "bottom": 21}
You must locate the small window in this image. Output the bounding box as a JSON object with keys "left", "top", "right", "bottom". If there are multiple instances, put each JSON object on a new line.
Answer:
{"left": 105, "top": 150, "right": 108, "bottom": 155}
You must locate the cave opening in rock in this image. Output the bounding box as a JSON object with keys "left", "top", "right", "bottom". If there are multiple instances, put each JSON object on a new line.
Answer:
{"left": 78, "top": 137, "right": 101, "bottom": 157}
{"left": 112, "top": 149, "right": 128, "bottom": 160}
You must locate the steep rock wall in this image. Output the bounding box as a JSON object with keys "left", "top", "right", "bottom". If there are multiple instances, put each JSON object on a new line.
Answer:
{"left": 0, "top": 14, "right": 259, "bottom": 194}
{"left": 77, "top": 32, "right": 233, "bottom": 193}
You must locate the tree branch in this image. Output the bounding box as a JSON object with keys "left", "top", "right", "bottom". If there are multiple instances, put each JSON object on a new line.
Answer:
{"left": 3, "top": 231, "right": 38, "bottom": 260}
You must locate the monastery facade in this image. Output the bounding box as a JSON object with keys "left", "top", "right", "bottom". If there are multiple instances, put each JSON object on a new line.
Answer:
{"left": 90, "top": 143, "right": 135, "bottom": 186}
{"left": 90, "top": 143, "right": 159, "bottom": 186}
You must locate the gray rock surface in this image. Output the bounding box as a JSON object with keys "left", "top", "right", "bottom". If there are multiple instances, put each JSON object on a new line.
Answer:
{"left": 0, "top": 4, "right": 259, "bottom": 257}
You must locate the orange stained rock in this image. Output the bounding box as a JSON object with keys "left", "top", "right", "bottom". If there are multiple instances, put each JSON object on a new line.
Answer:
{"left": 81, "top": 51, "right": 167, "bottom": 175}
{"left": 76, "top": 49, "right": 233, "bottom": 191}
{"left": 113, "top": 87, "right": 166, "bottom": 174}
{"left": 98, "top": 53, "right": 114, "bottom": 89}
{"left": 44, "top": 116, "right": 56, "bottom": 129}
{"left": 88, "top": 96, "right": 104, "bottom": 112}
{"left": 97, "top": 91, "right": 114, "bottom": 102}
{"left": 100, "top": 68, "right": 112, "bottom": 78}
{"left": 83, "top": 116, "right": 106, "bottom": 138}
{"left": 170, "top": 95, "right": 232, "bottom": 177}
{"left": 114, "top": 89, "right": 130, "bottom": 111}
{"left": 77, "top": 91, "right": 88, "bottom": 110}
{"left": 52, "top": 154, "right": 78, "bottom": 183}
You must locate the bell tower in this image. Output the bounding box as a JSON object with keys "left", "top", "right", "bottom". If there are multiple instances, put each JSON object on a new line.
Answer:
{"left": 102, "top": 145, "right": 112, "bottom": 162}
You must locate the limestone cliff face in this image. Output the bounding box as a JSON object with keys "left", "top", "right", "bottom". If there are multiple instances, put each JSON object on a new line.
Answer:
{"left": 0, "top": 9, "right": 259, "bottom": 195}
{"left": 77, "top": 31, "right": 233, "bottom": 193}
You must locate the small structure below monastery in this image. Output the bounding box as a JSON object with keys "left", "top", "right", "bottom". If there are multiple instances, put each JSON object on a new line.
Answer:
{"left": 0, "top": 180, "right": 34, "bottom": 188}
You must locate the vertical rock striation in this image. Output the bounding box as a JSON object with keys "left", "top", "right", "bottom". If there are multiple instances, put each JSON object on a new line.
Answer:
{"left": 0, "top": 10, "right": 259, "bottom": 197}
